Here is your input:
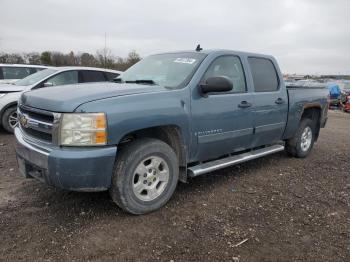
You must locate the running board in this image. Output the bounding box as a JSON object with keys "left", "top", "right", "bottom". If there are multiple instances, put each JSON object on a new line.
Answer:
{"left": 188, "top": 144, "right": 285, "bottom": 177}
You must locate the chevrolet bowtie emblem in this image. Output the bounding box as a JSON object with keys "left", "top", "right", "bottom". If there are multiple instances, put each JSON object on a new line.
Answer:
{"left": 20, "top": 115, "right": 28, "bottom": 127}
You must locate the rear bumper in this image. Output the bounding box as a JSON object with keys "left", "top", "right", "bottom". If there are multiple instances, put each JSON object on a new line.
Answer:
{"left": 15, "top": 127, "right": 117, "bottom": 192}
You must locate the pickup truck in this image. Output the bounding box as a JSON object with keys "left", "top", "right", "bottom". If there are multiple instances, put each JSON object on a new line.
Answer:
{"left": 15, "top": 49, "right": 329, "bottom": 214}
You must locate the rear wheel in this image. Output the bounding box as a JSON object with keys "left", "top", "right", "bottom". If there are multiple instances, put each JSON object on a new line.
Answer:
{"left": 110, "top": 138, "right": 179, "bottom": 214}
{"left": 1, "top": 106, "right": 18, "bottom": 133}
{"left": 285, "top": 118, "right": 315, "bottom": 158}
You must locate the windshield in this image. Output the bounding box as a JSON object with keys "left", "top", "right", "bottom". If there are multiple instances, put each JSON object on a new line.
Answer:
{"left": 117, "top": 52, "right": 206, "bottom": 89}
{"left": 15, "top": 69, "right": 57, "bottom": 86}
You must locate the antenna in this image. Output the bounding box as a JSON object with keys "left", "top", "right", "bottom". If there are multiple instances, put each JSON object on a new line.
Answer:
{"left": 104, "top": 32, "right": 107, "bottom": 68}
{"left": 195, "top": 44, "right": 203, "bottom": 52}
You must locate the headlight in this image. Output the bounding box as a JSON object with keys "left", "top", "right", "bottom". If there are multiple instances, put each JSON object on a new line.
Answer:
{"left": 60, "top": 113, "right": 107, "bottom": 146}
{"left": 0, "top": 94, "right": 6, "bottom": 98}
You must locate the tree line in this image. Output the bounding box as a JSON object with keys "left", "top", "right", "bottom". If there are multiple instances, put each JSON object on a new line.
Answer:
{"left": 0, "top": 48, "right": 141, "bottom": 71}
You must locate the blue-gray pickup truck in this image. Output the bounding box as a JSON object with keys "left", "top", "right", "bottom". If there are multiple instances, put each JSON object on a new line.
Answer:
{"left": 15, "top": 49, "right": 328, "bottom": 214}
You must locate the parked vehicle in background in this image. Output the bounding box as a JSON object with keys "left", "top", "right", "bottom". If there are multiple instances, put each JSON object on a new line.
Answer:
{"left": 338, "top": 81, "right": 350, "bottom": 112}
{"left": 327, "top": 83, "right": 343, "bottom": 109}
{"left": 15, "top": 49, "right": 328, "bottom": 214}
{"left": 0, "top": 64, "right": 49, "bottom": 84}
{"left": 287, "top": 79, "right": 326, "bottom": 88}
{"left": 0, "top": 67, "right": 121, "bottom": 133}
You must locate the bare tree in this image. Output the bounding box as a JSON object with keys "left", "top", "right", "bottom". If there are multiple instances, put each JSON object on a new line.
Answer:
{"left": 24, "top": 52, "right": 41, "bottom": 65}
{"left": 0, "top": 50, "right": 141, "bottom": 70}
{"left": 80, "top": 52, "right": 98, "bottom": 67}
{"left": 96, "top": 48, "right": 114, "bottom": 68}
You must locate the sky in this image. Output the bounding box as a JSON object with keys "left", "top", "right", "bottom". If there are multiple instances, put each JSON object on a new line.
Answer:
{"left": 0, "top": 0, "right": 349, "bottom": 74}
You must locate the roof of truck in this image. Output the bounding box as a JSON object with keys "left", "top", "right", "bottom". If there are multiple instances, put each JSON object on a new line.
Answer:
{"left": 158, "top": 49, "right": 274, "bottom": 58}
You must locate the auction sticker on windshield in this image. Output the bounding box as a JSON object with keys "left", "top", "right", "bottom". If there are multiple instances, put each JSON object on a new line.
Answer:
{"left": 174, "top": 58, "right": 196, "bottom": 64}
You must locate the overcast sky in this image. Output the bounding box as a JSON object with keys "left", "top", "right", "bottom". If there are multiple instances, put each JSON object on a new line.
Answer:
{"left": 1, "top": 0, "right": 349, "bottom": 74}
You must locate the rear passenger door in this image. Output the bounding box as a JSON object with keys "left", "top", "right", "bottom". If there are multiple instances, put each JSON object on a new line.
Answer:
{"left": 248, "top": 57, "right": 288, "bottom": 147}
{"left": 79, "top": 70, "right": 107, "bottom": 83}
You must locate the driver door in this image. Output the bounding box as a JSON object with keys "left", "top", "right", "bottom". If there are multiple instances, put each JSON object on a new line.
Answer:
{"left": 191, "top": 55, "right": 255, "bottom": 161}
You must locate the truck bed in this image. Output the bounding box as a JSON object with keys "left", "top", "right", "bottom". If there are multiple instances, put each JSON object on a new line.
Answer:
{"left": 283, "top": 86, "right": 329, "bottom": 139}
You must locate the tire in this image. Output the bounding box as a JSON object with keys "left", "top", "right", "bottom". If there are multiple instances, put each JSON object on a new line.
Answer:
{"left": 285, "top": 118, "right": 315, "bottom": 158}
{"left": 1, "top": 106, "right": 18, "bottom": 133}
{"left": 110, "top": 138, "right": 179, "bottom": 215}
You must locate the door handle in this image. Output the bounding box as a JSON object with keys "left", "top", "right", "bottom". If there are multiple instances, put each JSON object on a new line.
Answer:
{"left": 275, "top": 98, "right": 285, "bottom": 104}
{"left": 238, "top": 101, "right": 252, "bottom": 108}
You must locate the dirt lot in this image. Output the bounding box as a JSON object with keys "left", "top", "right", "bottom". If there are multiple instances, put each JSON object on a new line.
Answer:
{"left": 0, "top": 111, "right": 349, "bottom": 262}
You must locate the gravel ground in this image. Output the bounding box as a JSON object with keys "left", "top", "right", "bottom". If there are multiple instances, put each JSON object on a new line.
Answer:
{"left": 0, "top": 111, "right": 349, "bottom": 262}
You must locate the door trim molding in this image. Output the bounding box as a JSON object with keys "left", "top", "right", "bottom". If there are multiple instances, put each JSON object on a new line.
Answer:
{"left": 198, "top": 128, "right": 253, "bottom": 143}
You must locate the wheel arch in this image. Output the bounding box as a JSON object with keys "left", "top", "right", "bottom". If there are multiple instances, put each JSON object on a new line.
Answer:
{"left": 300, "top": 105, "right": 321, "bottom": 141}
{"left": 0, "top": 101, "right": 18, "bottom": 120}
{"left": 117, "top": 125, "right": 188, "bottom": 182}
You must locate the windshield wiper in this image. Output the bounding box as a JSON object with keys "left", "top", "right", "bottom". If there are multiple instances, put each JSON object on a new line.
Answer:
{"left": 125, "top": 79, "right": 156, "bottom": 85}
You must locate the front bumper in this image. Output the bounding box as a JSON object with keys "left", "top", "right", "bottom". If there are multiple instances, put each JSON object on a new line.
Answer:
{"left": 15, "top": 127, "right": 117, "bottom": 192}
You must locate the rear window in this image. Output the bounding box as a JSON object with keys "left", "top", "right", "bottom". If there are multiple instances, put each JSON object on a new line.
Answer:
{"left": 80, "top": 70, "right": 106, "bottom": 83}
{"left": 248, "top": 58, "right": 279, "bottom": 92}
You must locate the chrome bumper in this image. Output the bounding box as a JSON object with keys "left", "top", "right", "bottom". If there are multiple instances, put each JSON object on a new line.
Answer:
{"left": 15, "top": 127, "right": 50, "bottom": 171}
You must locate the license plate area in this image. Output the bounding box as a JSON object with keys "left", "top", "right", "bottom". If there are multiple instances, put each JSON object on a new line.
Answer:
{"left": 17, "top": 156, "right": 46, "bottom": 182}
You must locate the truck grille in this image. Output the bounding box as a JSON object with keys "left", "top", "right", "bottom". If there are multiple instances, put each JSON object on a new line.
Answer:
{"left": 18, "top": 105, "right": 58, "bottom": 143}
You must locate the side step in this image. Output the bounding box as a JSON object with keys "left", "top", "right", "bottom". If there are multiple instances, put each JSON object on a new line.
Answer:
{"left": 188, "top": 144, "right": 285, "bottom": 177}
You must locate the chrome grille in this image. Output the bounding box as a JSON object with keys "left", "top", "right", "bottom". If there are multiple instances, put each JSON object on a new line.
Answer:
{"left": 18, "top": 105, "right": 60, "bottom": 144}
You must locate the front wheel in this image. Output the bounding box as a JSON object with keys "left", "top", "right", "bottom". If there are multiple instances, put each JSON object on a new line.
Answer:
{"left": 285, "top": 118, "right": 315, "bottom": 158}
{"left": 110, "top": 138, "right": 179, "bottom": 214}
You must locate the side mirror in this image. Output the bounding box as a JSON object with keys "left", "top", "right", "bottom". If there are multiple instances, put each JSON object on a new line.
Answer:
{"left": 200, "top": 76, "right": 233, "bottom": 94}
{"left": 43, "top": 82, "right": 53, "bottom": 87}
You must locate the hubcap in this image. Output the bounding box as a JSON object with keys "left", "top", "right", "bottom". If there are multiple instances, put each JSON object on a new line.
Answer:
{"left": 300, "top": 126, "right": 312, "bottom": 152}
{"left": 8, "top": 111, "right": 18, "bottom": 129}
{"left": 132, "top": 156, "right": 169, "bottom": 201}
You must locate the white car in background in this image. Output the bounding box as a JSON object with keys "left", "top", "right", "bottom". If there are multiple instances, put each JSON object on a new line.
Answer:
{"left": 0, "top": 66, "right": 121, "bottom": 133}
{"left": 0, "top": 64, "right": 49, "bottom": 84}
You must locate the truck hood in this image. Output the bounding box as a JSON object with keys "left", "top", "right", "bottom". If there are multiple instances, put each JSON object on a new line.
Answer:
{"left": 20, "top": 82, "right": 168, "bottom": 112}
{"left": 0, "top": 83, "right": 26, "bottom": 93}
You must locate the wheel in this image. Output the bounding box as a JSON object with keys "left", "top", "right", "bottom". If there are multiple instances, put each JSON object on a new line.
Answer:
{"left": 285, "top": 118, "right": 315, "bottom": 158}
{"left": 1, "top": 106, "right": 18, "bottom": 133}
{"left": 110, "top": 138, "right": 179, "bottom": 214}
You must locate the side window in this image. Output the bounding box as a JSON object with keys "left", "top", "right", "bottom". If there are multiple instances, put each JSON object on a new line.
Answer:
{"left": 248, "top": 57, "right": 279, "bottom": 92}
{"left": 104, "top": 72, "right": 120, "bottom": 81}
{"left": 2, "top": 67, "right": 31, "bottom": 79}
{"left": 203, "top": 56, "right": 246, "bottom": 93}
{"left": 45, "top": 71, "right": 78, "bottom": 86}
{"left": 80, "top": 71, "right": 106, "bottom": 83}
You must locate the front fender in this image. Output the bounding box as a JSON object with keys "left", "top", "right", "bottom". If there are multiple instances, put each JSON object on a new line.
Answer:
{"left": 75, "top": 89, "right": 191, "bottom": 147}
{"left": 0, "top": 92, "right": 22, "bottom": 118}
